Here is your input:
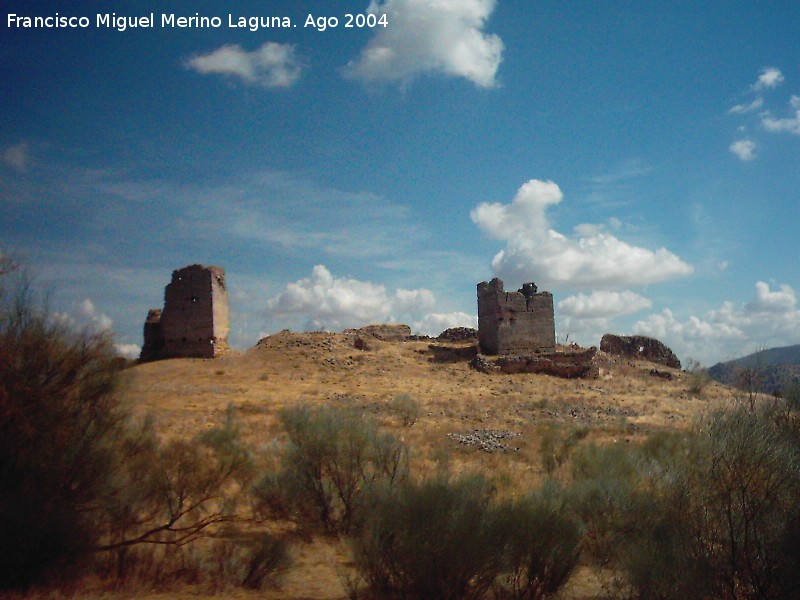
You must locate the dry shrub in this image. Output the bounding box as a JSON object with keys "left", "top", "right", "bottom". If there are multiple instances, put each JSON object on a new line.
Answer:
{"left": 352, "top": 474, "right": 581, "bottom": 600}
{"left": 252, "top": 405, "right": 409, "bottom": 534}
{"left": 0, "top": 267, "right": 271, "bottom": 592}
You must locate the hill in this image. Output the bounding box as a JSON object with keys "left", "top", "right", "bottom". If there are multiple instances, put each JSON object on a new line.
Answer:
{"left": 708, "top": 344, "right": 800, "bottom": 395}
{"left": 118, "top": 328, "right": 734, "bottom": 600}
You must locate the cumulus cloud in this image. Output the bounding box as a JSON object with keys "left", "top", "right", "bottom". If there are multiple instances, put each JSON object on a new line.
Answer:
{"left": 413, "top": 311, "right": 477, "bottom": 335}
{"left": 186, "top": 42, "right": 302, "bottom": 88}
{"left": 266, "top": 265, "right": 465, "bottom": 334}
{"left": 115, "top": 343, "right": 141, "bottom": 359}
{"left": 634, "top": 281, "right": 800, "bottom": 364}
{"left": 729, "top": 139, "right": 757, "bottom": 161}
{"left": 746, "top": 281, "right": 796, "bottom": 313}
{"left": 54, "top": 297, "right": 113, "bottom": 333}
{"left": 3, "top": 142, "right": 30, "bottom": 172}
{"left": 729, "top": 97, "right": 764, "bottom": 114}
{"left": 558, "top": 290, "right": 652, "bottom": 319}
{"left": 344, "top": 0, "right": 503, "bottom": 88}
{"left": 470, "top": 179, "right": 693, "bottom": 289}
{"left": 761, "top": 97, "right": 800, "bottom": 134}
{"left": 78, "top": 298, "right": 114, "bottom": 331}
{"left": 754, "top": 66, "right": 784, "bottom": 90}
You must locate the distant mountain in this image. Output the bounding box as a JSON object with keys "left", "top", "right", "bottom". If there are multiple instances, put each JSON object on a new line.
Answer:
{"left": 708, "top": 345, "right": 800, "bottom": 395}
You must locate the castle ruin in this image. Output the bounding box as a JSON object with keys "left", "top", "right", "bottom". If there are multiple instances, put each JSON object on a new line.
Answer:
{"left": 477, "top": 278, "right": 555, "bottom": 355}
{"left": 139, "top": 264, "right": 230, "bottom": 361}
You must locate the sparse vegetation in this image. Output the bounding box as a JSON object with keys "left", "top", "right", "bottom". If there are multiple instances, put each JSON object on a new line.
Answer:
{"left": 493, "top": 481, "right": 583, "bottom": 599}
{"left": 539, "top": 425, "right": 588, "bottom": 474}
{"left": 685, "top": 357, "right": 712, "bottom": 395}
{"left": 252, "top": 405, "right": 409, "bottom": 534}
{"left": 0, "top": 267, "right": 283, "bottom": 593}
{"left": 10, "top": 260, "right": 800, "bottom": 599}
{"left": 0, "top": 274, "right": 128, "bottom": 589}
{"left": 388, "top": 393, "right": 421, "bottom": 426}
{"left": 351, "top": 472, "right": 581, "bottom": 600}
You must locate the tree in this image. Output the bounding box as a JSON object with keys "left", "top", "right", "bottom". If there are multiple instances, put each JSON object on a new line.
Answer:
{"left": 0, "top": 271, "right": 126, "bottom": 588}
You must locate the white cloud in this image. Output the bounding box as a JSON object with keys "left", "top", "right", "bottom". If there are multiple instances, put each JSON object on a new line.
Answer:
{"left": 3, "top": 142, "right": 30, "bottom": 172}
{"left": 78, "top": 298, "right": 114, "bottom": 331}
{"left": 634, "top": 281, "right": 800, "bottom": 365}
{"left": 344, "top": 0, "right": 503, "bottom": 88}
{"left": 115, "top": 343, "right": 141, "bottom": 359}
{"left": 53, "top": 297, "right": 113, "bottom": 333}
{"left": 186, "top": 43, "right": 302, "bottom": 88}
{"left": 266, "top": 265, "right": 448, "bottom": 332}
{"left": 729, "top": 139, "right": 757, "bottom": 161}
{"left": 754, "top": 66, "right": 784, "bottom": 90}
{"left": 762, "top": 106, "right": 800, "bottom": 135}
{"left": 558, "top": 290, "right": 652, "bottom": 319}
{"left": 729, "top": 97, "right": 763, "bottom": 114}
{"left": 746, "top": 281, "right": 796, "bottom": 313}
{"left": 413, "top": 311, "right": 477, "bottom": 335}
{"left": 470, "top": 179, "right": 693, "bottom": 289}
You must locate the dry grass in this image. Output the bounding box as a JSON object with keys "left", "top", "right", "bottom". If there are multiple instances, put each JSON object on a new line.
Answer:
{"left": 102, "top": 331, "right": 736, "bottom": 599}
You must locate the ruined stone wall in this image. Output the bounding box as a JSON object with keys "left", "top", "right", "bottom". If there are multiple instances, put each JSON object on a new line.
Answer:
{"left": 477, "top": 278, "right": 555, "bottom": 355}
{"left": 600, "top": 334, "right": 681, "bottom": 369}
{"left": 140, "top": 264, "right": 229, "bottom": 361}
{"left": 140, "top": 309, "right": 164, "bottom": 362}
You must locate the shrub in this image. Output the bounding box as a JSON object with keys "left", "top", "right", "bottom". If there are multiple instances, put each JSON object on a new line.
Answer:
{"left": 679, "top": 406, "right": 800, "bottom": 598}
{"left": 494, "top": 480, "right": 582, "bottom": 599}
{"left": 684, "top": 358, "right": 711, "bottom": 396}
{"left": 0, "top": 267, "right": 275, "bottom": 592}
{"left": 352, "top": 473, "right": 504, "bottom": 599}
{"left": 582, "top": 408, "right": 800, "bottom": 599}
{"left": 253, "top": 405, "right": 409, "bottom": 534}
{"left": 389, "top": 393, "right": 421, "bottom": 427}
{"left": 539, "top": 425, "right": 588, "bottom": 475}
{"left": 353, "top": 474, "right": 583, "bottom": 600}
{"left": 209, "top": 531, "right": 290, "bottom": 591}
{"left": 0, "top": 276, "right": 127, "bottom": 589}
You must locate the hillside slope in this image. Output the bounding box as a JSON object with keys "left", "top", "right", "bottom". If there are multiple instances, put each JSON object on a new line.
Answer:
{"left": 119, "top": 329, "right": 734, "bottom": 600}
{"left": 708, "top": 344, "right": 800, "bottom": 395}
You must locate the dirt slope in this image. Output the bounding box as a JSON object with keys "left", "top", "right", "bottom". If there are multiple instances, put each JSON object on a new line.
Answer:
{"left": 116, "top": 330, "right": 733, "bottom": 599}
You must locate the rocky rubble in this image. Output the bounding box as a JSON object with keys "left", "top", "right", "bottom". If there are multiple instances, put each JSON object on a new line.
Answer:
{"left": 437, "top": 327, "right": 478, "bottom": 342}
{"left": 446, "top": 429, "right": 521, "bottom": 452}
{"left": 600, "top": 334, "right": 681, "bottom": 369}
{"left": 469, "top": 347, "right": 598, "bottom": 378}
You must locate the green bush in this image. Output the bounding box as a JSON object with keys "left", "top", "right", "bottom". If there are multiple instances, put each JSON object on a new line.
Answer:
{"left": 389, "top": 393, "right": 421, "bottom": 427}
{"left": 678, "top": 406, "right": 800, "bottom": 598}
{"left": 0, "top": 278, "right": 126, "bottom": 589}
{"left": 684, "top": 358, "right": 712, "bottom": 396}
{"left": 210, "top": 531, "right": 290, "bottom": 591}
{"left": 352, "top": 473, "right": 504, "bottom": 599}
{"left": 352, "top": 473, "right": 583, "bottom": 600}
{"left": 494, "top": 480, "right": 582, "bottom": 599}
{"left": 0, "top": 268, "right": 263, "bottom": 590}
{"left": 565, "top": 442, "right": 640, "bottom": 564}
{"left": 539, "top": 425, "right": 588, "bottom": 475}
{"left": 569, "top": 408, "right": 800, "bottom": 599}
{"left": 253, "top": 405, "right": 409, "bottom": 534}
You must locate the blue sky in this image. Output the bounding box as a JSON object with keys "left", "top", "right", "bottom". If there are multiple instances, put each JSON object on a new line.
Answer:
{"left": 2, "top": 0, "right": 800, "bottom": 365}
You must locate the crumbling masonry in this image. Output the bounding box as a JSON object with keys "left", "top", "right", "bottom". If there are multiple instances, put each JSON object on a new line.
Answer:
{"left": 140, "top": 264, "right": 230, "bottom": 361}
{"left": 477, "top": 278, "right": 555, "bottom": 355}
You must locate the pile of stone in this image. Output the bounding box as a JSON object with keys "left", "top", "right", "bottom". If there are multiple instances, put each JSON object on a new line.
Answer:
{"left": 495, "top": 347, "right": 598, "bottom": 378}
{"left": 469, "top": 347, "right": 598, "bottom": 378}
{"left": 446, "top": 429, "right": 521, "bottom": 452}
{"left": 345, "top": 324, "right": 412, "bottom": 342}
{"left": 600, "top": 334, "right": 681, "bottom": 369}
{"left": 437, "top": 327, "right": 478, "bottom": 342}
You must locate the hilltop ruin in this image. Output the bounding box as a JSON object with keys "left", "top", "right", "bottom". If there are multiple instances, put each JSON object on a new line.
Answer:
{"left": 140, "top": 264, "right": 230, "bottom": 361}
{"left": 477, "top": 278, "right": 556, "bottom": 355}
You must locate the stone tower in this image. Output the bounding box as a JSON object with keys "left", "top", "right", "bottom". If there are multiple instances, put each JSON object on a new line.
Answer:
{"left": 477, "top": 278, "right": 555, "bottom": 355}
{"left": 140, "top": 264, "right": 230, "bottom": 361}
